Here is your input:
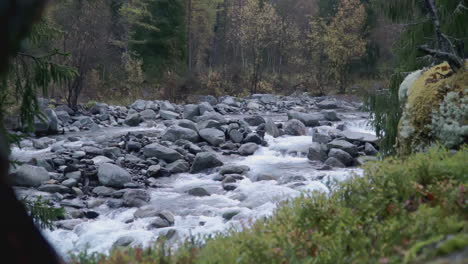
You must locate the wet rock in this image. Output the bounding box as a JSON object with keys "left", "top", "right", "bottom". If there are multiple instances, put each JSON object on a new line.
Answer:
{"left": 84, "top": 211, "right": 99, "bottom": 219}
{"left": 199, "top": 102, "right": 214, "bottom": 115}
{"left": 83, "top": 146, "right": 104, "bottom": 156}
{"left": 195, "top": 112, "right": 227, "bottom": 124}
{"left": 321, "top": 110, "right": 341, "bottom": 121}
{"left": 97, "top": 163, "right": 132, "bottom": 188}
{"left": 256, "top": 174, "right": 276, "bottom": 181}
{"left": 223, "top": 183, "right": 238, "bottom": 191}
{"left": 199, "top": 128, "right": 226, "bottom": 146}
{"left": 62, "top": 178, "right": 77, "bottom": 188}
{"left": 130, "top": 99, "right": 147, "bottom": 112}
{"left": 342, "top": 131, "right": 378, "bottom": 144}
{"left": 284, "top": 119, "right": 307, "bottom": 136}
{"left": 134, "top": 205, "right": 158, "bottom": 218}
{"left": 243, "top": 133, "right": 262, "bottom": 144}
{"left": 92, "top": 186, "right": 115, "bottom": 197}
{"left": 364, "top": 142, "right": 378, "bottom": 156}
{"left": 32, "top": 137, "right": 55, "bottom": 150}
{"left": 143, "top": 143, "right": 184, "bottom": 162}
{"left": 65, "top": 171, "right": 82, "bottom": 180}
{"left": 57, "top": 219, "right": 82, "bottom": 230}
{"left": 327, "top": 139, "right": 358, "bottom": 157}
{"left": 313, "top": 131, "right": 332, "bottom": 144}
{"left": 107, "top": 199, "right": 124, "bottom": 208}
{"left": 219, "top": 165, "right": 250, "bottom": 175}
{"left": 244, "top": 115, "right": 265, "bottom": 126}
{"left": 238, "top": 143, "right": 259, "bottom": 156}
{"left": 177, "top": 119, "right": 198, "bottom": 132}
{"left": 125, "top": 113, "right": 141, "bottom": 126}
{"left": 317, "top": 99, "right": 338, "bottom": 109}
{"left": 166, "top": 159, "right": 190, "bottom": 173}
{"left": 113, "top": 236, "right": 134, "bottom": 248}
{"left": 229, "top": 129, "right": 244, "bottom": 143}
{"left": 147, "top": 165, "right": 162, "bottom": 177}
{"left": 123, "top": 189, "right": 150, "bottom": 207}
{"left": 162, "top": 125, "right": 200, "bottom": 143}
{"left": 61, "top": 199, "right": 86, "bottom": 209}
{"left": 160, "top": 110, "right": 179, "bottom": 120}
{"left": 190, "top": 152, "right": 223, "bottom": 173}
{"left": 187, "top": 187, "right": 210, "bottom": 197}
{"left": 140, "top": 109, "right": 157, "bottom": 121}
{"left": 287, "top": 111, "right": 324, "bottom": 127}
{"left": 328, "top": 148, "right": 353, "bottom": 166}
{"left": 307, "top": 142, "right": 328, "bottom": 162}
{"left": 37, "top": 184, "right": 71, "bottom": 194}
{"left": 222, "top": 210, "right": 241, "bottom": 220}
{"left": 183, "top": 104, "right": 200, "bottom": 120}
{"left": 10, "top": 164, "right": 50, "bottom": 187}
{"left": 147, "top": 217, "right": 171, "bottom": 229}
{"left": 92, "top": 155, "right": 113, "bottom": 165}
{"left": 324, "top": 157, "right": 346, "bottom": 168}
{"left": 264, "top": 118, "right": 280, "bottom": 138}
{"left": 126, "top": 141, "right": 142, "bottom": 152}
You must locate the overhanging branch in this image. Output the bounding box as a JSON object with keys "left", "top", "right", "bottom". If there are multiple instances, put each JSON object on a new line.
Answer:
{"left": 418, "top": 45, "right": 464, "bottom": 71}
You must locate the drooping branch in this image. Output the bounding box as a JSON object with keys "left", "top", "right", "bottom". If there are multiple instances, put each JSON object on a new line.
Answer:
{"left": 418, "top": 45, "right": 464, "bottom": 71}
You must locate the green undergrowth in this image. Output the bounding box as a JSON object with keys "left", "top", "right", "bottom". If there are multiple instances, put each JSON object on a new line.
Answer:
{"left": 73, "top": 146, "right": 468, "bottom": 264}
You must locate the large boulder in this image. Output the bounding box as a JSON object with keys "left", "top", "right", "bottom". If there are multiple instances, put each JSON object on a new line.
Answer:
{"left": 10, "top": 164, "right": 50, "bottom": 187}
{"left": 97, "top": 163, "right": 132, "bottom": 188}
{"left": 320, "top": 110, "right": 341, "bottom": 121}
{"left": 264, "top": 118, "right": 280, "bottom": 138}
{"left": 198, "top": 102, "right": 214, "bottom": 115}
{"left": 140, "top": 109, "right": 157, "bottom": 121}
{"left": 307, "top": 142, "right": 327, "bottom": 162}
{"left": 244, "top": 115, "right": 265, "bottom": 126}
{"left": 327, "top": 139, "right": 358, "bottom": 157}
{"left": 162, "top": 125, "right": 200, "bottom": 143}
{"left": 317, "top": 99, "right": 338, "bottom": 109}
{"left": 190, "top": 152, "right": 224, "bottom": 173}
{"left": 125, "top": 113, "right": 141, "bottom": 126}
{"left": 143, "top": 143, "right": 184, "bottom": 162}
{"left": 195, "top": 112, "right": 227, "bottom": 124}
{"left": 199, "top": 128, "right": 226, "bottom": 146}
{"left": 287, "top": 111, "right": 324, "bottom": 127}
{"left": 328, "top": 148, "right": 353, "bottom": 166}
{"left": 183, "top": 104, "right": 200, "bottom": 120}
{"left": 166, "top": 159, "right": 190, "bottom": 173}
{"left": 123, "top": 189, "right": 150, "bottom": 207}
{"left": 284, "top": 119, "right": 307, "bottom": 136}
{"left": 342, "top": 130, "right": 378, "bottom": 144}
{"left": 238, "top": 143, "right": 259, "bottom": 156}
{"left": 160, "top": 110, "right": 179, "bottom": 120}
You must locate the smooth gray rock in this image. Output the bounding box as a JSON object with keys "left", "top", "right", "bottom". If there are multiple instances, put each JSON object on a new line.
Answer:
{"left": 284, "top": 119, "right": 307, "bottom": 136}
{"left": 238, "top": 143, "right": 259, "bottom": 156}
{"left": 65, "top": 171, "right": 82, "bottom": 180}
{"left": 134, "top": 206, "right": 159, "bottom": 218}
{"left": 162, "top": 125, "right": 200, "bottom": 143}
{"left": 147, "top": 217, "right": 171, "bottom": 229}
{"left": 287, "top": 111, "right": 324, "bottom": 127}
{"left": 264, "top": 118, "right": 280, "bottom": 138}
{"left": 187, "top": 187, "right": 210, "bottom": 197}
{"left": 342, "top": 131, "right": 379, "bottom": 144}
{"left": 45, "top": 109, "right": 59, "bottom": 134}
{"left": 57, "top": 219, "right": 82, "bottom": 230}
{"left": 166, "top": 159, "right": 190, "bottom": 173}
{"left": 10, "top": 164, "right": 50, "bottom": 187}
{"left": 244, "top": 115, "right": 265, "bottom": 126}
{"left": 321, "top": 110, "right": 341, "bottom": 121}
{"left": 190, "top": 152, "right": 223, "bottom": 173}
{"left": 199, "top": 128, "right": 226, "bottom": 146}
{"left": 92, "top": 186, "right": 115, "bottom": 197}
{"left": 317, "top": 99, "right": 338, "bottom": 109}
{"left": 160, "top": 110, "right": 179, "bottom": 120}
{"left": 327, "top": 139, "right": 358, "bottom": 156}
{"left": 243, "top": 133, "right": 262, "bottom": 144}
{"left": 199, "top": 102, "right": 214, "bottom": 115}
{"left": 219, "top": 165, "right": 250, "bottom": 175}
{"left": 198, "top": 95, "right": 218, "bottom": 105}
{"left": 195, "top": 112, "right": 227, "bottom": 124}
{"left": 147, "top": 165, "right": 162, "bottom": 177}
{"left": 229, "top": 129, "right": 244, "bottom": 143}
{"left": 140, "top": 109, "right": 157, "bottom": 120}
{"left": 364, "top": 142, "right": 378, "bottom": 156}
{"left": 177, "top": 119, "right": 198, "bottom": 132}
{"left": 183, "top": 104, "right": 200, "bottom": 120}
{"left": 32, "top": 137, "right": 55, "bottom": 149}
{"left": 113, "top": 236, "right": 134, "bottom": 248}
{"left": 92, "top": 156, "right": 113, "bottom": 165}
{"left": 328, "top": 148, "right": 353, "bottom": 166}
{"left": 324, "top": 157, "right": 346, "bottom": 168}
{"left": 37, "top": 184, "right": 71, "bottom": 194}
{"left": 56, "top": 110, "right": 71, "bottom": 124}
{"left": 123, "top": 189, "right": 150, "bottom": 207}
{"left": 313, "top": 132, "right": 332, "bottom": 144}
{"left": 222, "top": 210, "right": 241, "bottom": 220}
{"left": 62, "top": 178, "right": 77, "bottom": 188}
{"left": 307, "top": 142, "right": 328, "bottom": 162}
{"left": 130, "top": 99, "right": 147, "bottom": 112}
{"left": 143, "top": 143, "right": 183, "bottom": 162}
{"left": 55, "top": 104, "right": 74, "bottom": 115}
{"left": 97, "top": 163, "right": 132, "bottom": 188}
{"left": 125, "top": 113, "right": 141, "bottom": 126}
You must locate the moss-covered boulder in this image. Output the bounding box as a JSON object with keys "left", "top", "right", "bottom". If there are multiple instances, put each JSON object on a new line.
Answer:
{"left": 397, "top": 62, "right": 468, "bottom": 154}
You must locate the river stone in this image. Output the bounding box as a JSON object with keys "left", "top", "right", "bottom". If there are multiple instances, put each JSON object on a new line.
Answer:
{"left": 147, "top": 165, "right": 162, "bottom": 177}
{"left": 92, "top": 186, "right": 115, "bottom": 197}
{"left": 327, "top": 139, "right": 358, "bottom": 156}
{"left": 284, "top": 119, "right": 307, "bottom": 136}
{"left": 147, "top": 217, "right": 171, "bottom": 229}
{"left": 229, "top": 129, "right": 244, "bottom": 143}
{"left": 199, "top": 95, "right": 218, "bottom": 105}
{"left": 92, "top": 155, "right": 113, "bottom": 165}
{"left": 364, "top": 142, "right": 378, "bottom": 156}
{"left": 56, "top": 104, "right": 74, "bottom": 115}
{"left": 313, "top": 132, "right": 331, "bottom": 144}
{"left": 143, "top": 143, "right": 183, "bottom": 162}
{"left": 97, "top": 163, "right": 132, "bottom": 188}
{"left": 140, "top": 109, "right": 157, "bottom": 120}
{"left": 321, "top": 110, "right": 341, "bottom": 121}
{"left": 183, "top": 104, "right": 200, "bottom": 120}
{"left": 222, "top": 210, "right": 241, "bottom": 220}
{"left": 342, "top": 130, "right": 379, "bottom": 144}
{"left": 160, "top": 110, "right": 179, "bottom": 120}
{"left": 195, "top": 112, "right": 227, "bottom": 124}
{"left": 10, "top": 164, "right": 50, "bottom": 187}
{"left": 130, "top": 99, "right": 147, "bottom": 112}
{"left": 244, "top": 115, "right": 265, "bottom": 126}
{"left": 219, "top": 165, "right": 250, "bottom": 175}
{"left": 187, "top": 187, "right": 210, "bottom": 196}
{"left": 113, "top": 236, "right": 134, "bottom": 248}
{"left": 38, "top": 184, "right": 71, "bottom": 194}
{"left": 62, "top": 178, "right": 77, "bottom": 188}
{"left": 32, "top": 137, "right": 55, "bottom": 149}
{"left": 123, "top": 189, "right": 150, "bottom": 207}
{"left": 324, "top": 157, "right": 346, "bottom": 168}
{"left": 243, "top": 133, "right": 262, "bottom": 144}
{"left": 125, "top": 113, "right": 141, "bottom": 126}
{"left": 65, "top": 171, "right": 82, "bottom": 180}
{"left": 238, "top": 143, "right": 259, "bottom": 156}
{"left": 177, "top": 119, "right": 198, "bottom": 132}
{"left": 199, "top": 102, "right": 214, "bottom": 114}
{"left": 56, "top": 110, "right": 71, "bottom": 124}
{"left": 328, "top": 148, "right": 353, "bottom": 166}
{"left": 166, "top": 160, "right": 190, "bottom": 173}
{"left": 287, "top": 111, "right": 324, "bottom": 127}
{"left": 307, "top": 142, "right": 328, "bottom": 162}
{"left": 162, "top": 125, "right": 200, "bottom": 143}
{"left": 265, "top": 118, "right": 280, "bottom": 138}
{"left": 160, "top": 101, "right": 176, "bottom": 112}
{"left": 317, "top": 99, "right": 338, "bottom": 109}
{"left": 190, "top": 152, "right": 223, "bottom": 173}
{"left": 199, "top": 128, "right": 226, "bottom": 146}
{"left": 134, "top": 206, "right": 158, "bottom": 218}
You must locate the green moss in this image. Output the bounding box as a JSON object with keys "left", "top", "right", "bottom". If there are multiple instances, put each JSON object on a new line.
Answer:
{"left": 72, "top": 146, "right": 468, "bottom": 264}
{"left": 84, "top": 100, "right": 98, "bottom": 109}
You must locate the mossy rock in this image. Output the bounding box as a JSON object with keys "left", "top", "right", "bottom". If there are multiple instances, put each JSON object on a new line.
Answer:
{"left": 397, "top": 61, "right": 468, "bottom": 154}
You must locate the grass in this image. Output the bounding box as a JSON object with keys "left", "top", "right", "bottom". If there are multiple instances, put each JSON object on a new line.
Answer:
{"left": 72, "top": 146, "right": 468, "bottom": 264}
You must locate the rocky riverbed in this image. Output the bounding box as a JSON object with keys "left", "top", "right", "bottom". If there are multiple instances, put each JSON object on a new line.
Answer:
{"left": 8, "top": 94, "right": 379, "bottom": 257}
